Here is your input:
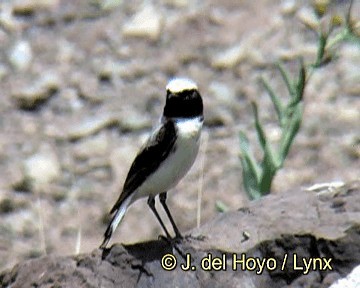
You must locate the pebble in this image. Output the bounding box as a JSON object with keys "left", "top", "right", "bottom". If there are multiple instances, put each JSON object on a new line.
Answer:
{"left": 277, "top": 43, "right": 317, "bottom": 61}
{"left": 67, "top": 114, "right": 119, "bottom": 140}
{"left": 118, "top": 109, "right": 151, "bottom": 132}
{"left": 24, "top": 146, "right": 61, "bottom": 186}
{"left": 205, "top": 106, "right": 234, "bottom": 127}
{"left": 0, "top": 3, "right": 18, "bottom": 31}
{"left": 4, "top": 209, "right": 36, "bottom": 235}
{"left": 296, "top": 7, "right": 319, "bottom": 31}
{"left": 337, "top": 107, "right": 359, "bottom": 124}
{"left": 73, "top": 72, "right": 102, "bottom": 103}
{"left": 11, "top": 72, "right": 60, "bottom": 109}
{"left": 73, "top": 132, "right": 109, "bottom": 160}
{"left": 280, "top": 0, "right": 298, "bottom": 15}
{"left": 6, "top": 163, "right": 27, "bottom": 191}
{"left": 122, "top": 4, "right": 163, "bottom": 41}
{"left": 339, "top": 45, "right": 360, "bottom": 96}
{"left": 162, "top": 0, "right": 189, "bottom": 8}
{"left": 209, "top": 81, "right": 236, "bottom": 106}
{"left": 61, "top": 88, "right": 83, "bottom": 111}
{"left": 13, "top": 0, "right": 59, "bottom": 13}
{"left": 212, "top": 44, "right": 246, "bottom": 69}
{"left": 97, "top": 0, "right": 122, "bottom": 10}
{"left": 9, "top": 41, "right": 33, "bottom": 71}
{"left": 345, "top": 135, "right": 360, "bottom": 160}
{"left": 92, "top": 58, "right": 123, "bottom": 86}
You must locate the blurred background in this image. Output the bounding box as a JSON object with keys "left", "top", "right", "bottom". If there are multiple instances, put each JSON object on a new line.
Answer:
{"left": 0, "top": 0, "right": 359, "bottom": 271}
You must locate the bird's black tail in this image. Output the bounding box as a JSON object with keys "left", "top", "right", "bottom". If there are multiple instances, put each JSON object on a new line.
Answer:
{"left": 100, "top": 195, "right": 133, "bottom": 249}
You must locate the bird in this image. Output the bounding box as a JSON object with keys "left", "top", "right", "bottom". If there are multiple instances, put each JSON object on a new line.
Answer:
{"left": 100, "top": 78, "right": 204, "bottom": 249}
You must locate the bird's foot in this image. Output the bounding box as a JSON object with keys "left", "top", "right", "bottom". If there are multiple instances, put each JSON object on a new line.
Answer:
{"left": 158, "top": 234, "right": 182, "bottom": 245}
{"left": 158, "top": 235, "right": 186, "bottom": 260}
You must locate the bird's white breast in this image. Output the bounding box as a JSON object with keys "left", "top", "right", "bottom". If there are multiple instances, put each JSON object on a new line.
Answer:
{"left": 134, "top": 117, "right": 203, "bottom": 201}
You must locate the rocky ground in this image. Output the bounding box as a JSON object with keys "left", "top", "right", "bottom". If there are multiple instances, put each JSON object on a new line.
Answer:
{"left": 1, "top": 181, "right": 360, "bottom": 287}
{"left": 0, "top": 0, "right": 359, "bottom": 279}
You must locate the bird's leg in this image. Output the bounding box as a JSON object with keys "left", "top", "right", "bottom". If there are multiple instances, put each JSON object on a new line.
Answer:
{"left": 147, "top": 196, "right": 171, "bottom": 239}
{"left": 159, "top": 192, "right": 183, "bottom": 239}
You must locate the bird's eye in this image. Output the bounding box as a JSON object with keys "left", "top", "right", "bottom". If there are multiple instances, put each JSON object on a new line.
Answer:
{"left": 167, "top": 92, "right": 176, "bottom": 99}
{"left": 191, "top": 90, "right": 199, "bottom": 99}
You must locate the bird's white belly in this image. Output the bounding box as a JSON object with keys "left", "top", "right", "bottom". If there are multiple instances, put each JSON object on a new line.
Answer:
{"left": 134, "top": 118, "right": 202, "bottom": 200}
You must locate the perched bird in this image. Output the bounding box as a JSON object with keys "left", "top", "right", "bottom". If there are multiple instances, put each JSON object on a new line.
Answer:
{"left": 100, "top": 78, "right": 204, "bottom": 249}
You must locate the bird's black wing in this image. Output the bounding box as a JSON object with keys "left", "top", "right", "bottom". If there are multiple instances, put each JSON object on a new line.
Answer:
{"left": 110, "top": 120, "right": 177, "bottom": 214}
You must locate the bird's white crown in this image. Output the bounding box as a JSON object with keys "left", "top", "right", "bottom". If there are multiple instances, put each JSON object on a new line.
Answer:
{"left": 166, "top": 78, "right": 198, "bottom": 93}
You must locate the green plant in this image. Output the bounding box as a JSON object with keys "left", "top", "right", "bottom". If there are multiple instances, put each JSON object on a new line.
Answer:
{"left": 239, "top": 0, "right": 359, "bottom": 200}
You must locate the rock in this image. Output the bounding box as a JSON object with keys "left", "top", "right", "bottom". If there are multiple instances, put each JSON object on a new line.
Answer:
{"left": 5, "top": 163, "right": 29, "bottom": 192}
{"left": 337, "top": 107, "right": 359, "bottom": 124}
{"left": 280, "top": 0, "right": 298, "bottom": 15}
{"left": 339, "top": 44, "right": 360, "bottom": 96}
{"left": 71, "top": 72, "right": 103, "bottom": 103}
{"left": 73, "top": 132, "right": 109, "bottom": 160}
{"left": 296, "top": 7, "right": 319, "bottom": 31}
{"left": 11, "top": 72, "right": 60, "bottom": 110}
{"left": 208, "top": 81, "right": 236, "bottom": 106}
{"left": 0, "top": 198, "right": 16, "bottom": 214}
{"left": 64, "top": 106, "right": 149, "bottom": 141}
{"left": 56, "top": 39, "right": 77, "bottom": 64}
{"left": 9, "top": 40, "right": 32, "bottom": 71}
{"left": 24, "top": 146, "right": 61, "bottom": 186}
{"left": 344, "top": 135, "right": 360, "bottom": 160}
{"left": 97, "top": 0, "right": 122, "bottom": 10}
{"left": 118, "top": 109, "right": 151, "bottom": 132}
{"left": 60, "top": 88, "right": 83, "bottom": 111}
{"left": 0, "top": 3, "right": 18, "bottom": 31}
{"left": 204, "top": 107, "right": 233, "bottom": 127}
{"left": 162, "top": 0, "right": 189, "bottom": 8}
{"left": 1, "top": 182, "right": 359, "bottom": 287}
{"left": 211, "top": 44, "right": 246, "bottom": 69}
{"left": 206, "top": 82, "right": 237, "bottom": 126}
{"left": 67, "top": 114, "right": 119, "bottom": 140}
{"left": 116, "top": 60, "right": 148, "bottom": 79}
{"left": 122, "top": 4, "right": 163, "bottom": 41}
{"left": 13, "top": 0, "right": 59, "bottom": 14}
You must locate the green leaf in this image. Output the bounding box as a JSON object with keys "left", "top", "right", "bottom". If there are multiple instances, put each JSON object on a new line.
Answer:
{"left": 288, "top": 61, "right": 305, "bottom": 110}
{"left": 277, "top": 62, "right": 295, "bottom": 97}
{"left": 259, "top": 156, "right": 277, "bottom": 195}
{"left": 239, "top": 132, "right": 261, "bottom": 199}
{"left": 296, "top": 60, "right": 306, "bottom": 101}
{"left": 314, "top": 32, "right": 328, "bottom": 68}
{"left": 279, "top": 104, "right": 303, "bottom": 162}
{"left": 261, "top": 77, "right": 285, "bottom": 127}
{"left": 252, "top": 102, "right": 267, "bottom": 152}
{"left": 239, "top": 132, "right": 261, "bottom": 183}
{"left": 239, "top": 156, "right": 260, "bottom": 200}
